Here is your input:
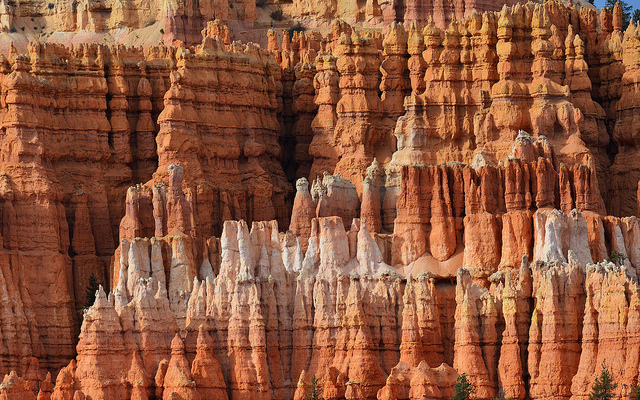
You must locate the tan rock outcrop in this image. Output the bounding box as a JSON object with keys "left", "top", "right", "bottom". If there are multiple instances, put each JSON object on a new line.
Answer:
{"left": 377, "top": 361, "right": 457, "bottom": 400}
{"left": 290, "top": 178, "right": 316, "bottom": 252}
{"left": 497, "top": 261, "right": 532, "bottom": 400}
{"left": 74, "top": 286, "right": 129, "bottom": 400}
{"left": 571, "top": 263, "right": 640, "bottom": 400}
{"left": 0, "top": 371, "right": 36, "bottom": 400}
{"left": 309, "top": 51, "right": 340, "bottom": 180}
{"left": 528, "top": 257, "right": 584, "bottom": 400}
{"left": 162, "top": 334, "right": 199, "bottom": 400}
{"left": 292, "top": 54, "right": 318, "bottom": 179}
{"left": 52, "top": 199, "right": 640, "bottom": 400}
{"left": 50, "top": 361, "right": 76, "bottom": 400}
{"left": 311, "top": 173, "right": 360, "bottom": 230}
{"left": 453, "top": 268, "right": 497, "bottom": 399}
{"left": 611, "top": 21, "right": 640, "bottom": 217}
{"left": 390, "top": 146, "right": 606, "bottom": 278}
{"left": 330, "top": 31, "right": 384, "bottom": 194}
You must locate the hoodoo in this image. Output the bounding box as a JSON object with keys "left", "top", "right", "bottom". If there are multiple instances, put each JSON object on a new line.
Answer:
{"left": 0, "top": 0, "right": 637, "bottom": 399}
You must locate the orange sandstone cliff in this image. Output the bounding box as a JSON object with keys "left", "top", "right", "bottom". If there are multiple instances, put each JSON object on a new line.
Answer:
{"left": 0, "top": 1, "right": 638, "bottom": 400}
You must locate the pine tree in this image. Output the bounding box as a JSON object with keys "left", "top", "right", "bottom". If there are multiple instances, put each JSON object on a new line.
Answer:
{"left": 452, "top": 373, "right": 476, "bottom": 400}
{"left": 84, "top": 273, "right": 100, "bottom": 310}
{"left": 605, "top": 0, "right": 633, "bottom": 30}
{"left": 589, "top": 361, "right": 617, "bottom": 400}
{"left": 306, "top": 375, "right": 323, "bottom": 400}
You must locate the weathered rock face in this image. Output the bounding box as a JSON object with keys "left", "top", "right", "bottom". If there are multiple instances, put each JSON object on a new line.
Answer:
{"left": 0, "top": 41, "right": 177, "bottom": 371}
{"left": 309, "top": 49, "right": 340, "bottom": 180}
{"left": 390, "top": 144, "right": 606, "bottom": 277}
{"left": 291, "top": 53, "right": 319, "bottom": 180}
{"left": 3, "top": 1, "right": 640, "bottom": 400}
{"left": 154, "top": 31, "right": 292, "bottom": 236}
{"left": 474, "top": 4, "right": 600, "bottom": 169}
{"left": 289, "top": 0, "right": 526, "bottom": 29}
{"left": 74, "top": 287, "right": 129, "bottom": 400}
{"left": 32, "top": 207, "right": 640, "bottom": 400}
{"left": 610, "top": 21, "right": 640, "bottom": 217}
{"left": 0, "top": 20, "right": 295, "bottom": 377}
{"left": 4, "top": 147, "right": 630, "bottom": 400}
{"left": 190, "top": 326, "right": 227, "bottom": 400}
{"left": 0, "top": 0, "right": 258, "bottom": 52}
{"left": 377, "top": 361, "right": 458, "bottom": 400}
{"left": 48, "top": 213, "right": 405, "bottom": 400}
{"left": 311, "top": 172, "right": 360, "bottom": 229}
{"left": 330, "top": 31, "right": 384, "bottom": 194}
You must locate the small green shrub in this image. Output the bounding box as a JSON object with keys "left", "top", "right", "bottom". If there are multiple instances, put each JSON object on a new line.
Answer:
{"left": 84, "top": 273, "right": 100, "bottom": 309}
{"left": 256, "top": 0, "right": 267, "bottom": 8}
{"left": 606, "top": 250, "right": 627, "bottom": 266}
{"left": 160, "top": 28, "right": 164, "bottom": 34}
{"left": 77, "top": 273, "right": 100, "bottom": 319}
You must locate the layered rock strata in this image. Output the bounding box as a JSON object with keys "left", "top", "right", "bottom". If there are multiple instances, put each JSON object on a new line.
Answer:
{"left": 261, "top": 2, "right": 635, "bottom": 221}
{"left": 9, "top": 152, "right": 639, "bottom": 400}
{"left": 290, "top": 0, "right": 526, "bottom": 30}
{"left": 388, "top": 133, "right": 606, "bottom": 273}
{"left": 1, "top": 2, "right": 640, "bottom": 400}
{"left": 154, "top": 31, "right": 292, "bottom": 236}
{"left": 28, "top": 210, "right": 640, "bottom": 400}
{"left": 0, "top": 25, "right": 292, "bottom": 373}
{"left": 610, "top": 21, "right": 640, "bottom": 217}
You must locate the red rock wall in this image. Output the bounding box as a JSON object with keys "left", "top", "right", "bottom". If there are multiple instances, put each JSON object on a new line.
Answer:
{"left": 29, "top": 199, "right": 640, "bottom": 400}
{"left": 0, "top": 1, "right": 640, "bottom": 399}
{"left": 269, "top": 2, "right": 637, "bottom": 220}
{"left": 0, "top": 27, "right": 294, "bottom": 376}
{"left": 152, "top": 32, "right": 292, "bottom": 236}
{"left": 289, "top": 0, "right": 526, "bottom": 30}
{"left": 0, "top": 43, "right": 173, "bottom": 373}
{"left": 391, "top": 146, "right": 606, "bottom": 270}
{"left": 610, "top": 22, "right": 640, "bottom": 217}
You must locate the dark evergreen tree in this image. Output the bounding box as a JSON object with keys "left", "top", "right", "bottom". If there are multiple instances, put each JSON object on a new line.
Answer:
{"left": 306, "top": 375, "right": 323, "bottom": 400}
{"left": 84, "top": 273, "right": 100, "bottom": 310}
{"left": 605, "top": 0, "right": 633, "bottom": 30}
{"left": 606, "top": 250, "right": 627, "bottom": 266}
{"left": 589, "top": 361, "right": 617, "bottom": 400}
{"left": 452, "top": 373, "right": 476, "bottom": 400}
